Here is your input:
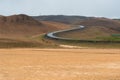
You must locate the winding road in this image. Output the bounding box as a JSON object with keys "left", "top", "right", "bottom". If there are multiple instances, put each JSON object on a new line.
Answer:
{"left": 46, "top": 25, "right": 85, "bottom": 40}
{"left": 46, "top": 25, "right": 120, "bottom": 43}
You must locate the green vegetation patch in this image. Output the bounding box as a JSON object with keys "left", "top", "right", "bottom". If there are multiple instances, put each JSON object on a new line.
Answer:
{"left": 96, "top": 35, "right": 120, "bottom": 41}
{"left": 111, "top": 34, "right": 120, "bottom": 37}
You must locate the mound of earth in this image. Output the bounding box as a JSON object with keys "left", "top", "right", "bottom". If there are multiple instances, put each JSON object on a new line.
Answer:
{"left": 0, "top": 14, "right": 41, "bottom": 25}
{"left": 0, "top": 14, "right": 70, "bottom": 38}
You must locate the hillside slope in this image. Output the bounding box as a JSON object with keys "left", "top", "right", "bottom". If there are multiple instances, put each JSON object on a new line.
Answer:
{"left": 0, "top": 14, "right": 70, "bottom": 38}
{"left": 55, "top": 18, "right": 120, "bottom": 40}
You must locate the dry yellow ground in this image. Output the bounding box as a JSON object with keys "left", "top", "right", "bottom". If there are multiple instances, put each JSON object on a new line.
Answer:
{"left": 0, "top": 48, "right": 120, "bottom": 80}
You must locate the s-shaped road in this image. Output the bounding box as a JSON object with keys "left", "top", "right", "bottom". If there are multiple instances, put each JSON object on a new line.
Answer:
{"left": 46, "top": 25, "right": 85, "bottom": 40}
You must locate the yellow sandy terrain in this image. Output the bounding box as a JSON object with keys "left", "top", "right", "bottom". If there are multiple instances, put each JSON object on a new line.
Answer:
{"left": 0, "top": 48, "right": 120, "bottom": 80}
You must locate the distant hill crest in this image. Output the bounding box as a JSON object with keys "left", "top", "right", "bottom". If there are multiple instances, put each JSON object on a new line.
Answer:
{"left": 0, "top": 14, "right": 41, "bottom": 25}
{"left": 32, "top": 15, "right": 93, "bottom": 24}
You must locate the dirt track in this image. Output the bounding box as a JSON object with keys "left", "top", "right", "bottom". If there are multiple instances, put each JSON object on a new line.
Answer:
{"left": 0, "top": 48, "right": 120, "bottom": 80}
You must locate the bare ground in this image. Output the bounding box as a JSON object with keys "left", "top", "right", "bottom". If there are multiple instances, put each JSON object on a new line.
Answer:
{"left": 0, "top": 48, "right": 120, "bottom": 80}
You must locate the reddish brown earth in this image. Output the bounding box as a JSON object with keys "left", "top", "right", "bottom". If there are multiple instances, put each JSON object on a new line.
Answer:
{"left": 78, "top": 18, "right": 120, "bottom": 32}
{"left": 0, "top": 14, "right": 70, "bottom": 38}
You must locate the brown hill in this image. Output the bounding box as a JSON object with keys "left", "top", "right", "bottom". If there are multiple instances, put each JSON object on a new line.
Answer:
{"left": 56, "top": 18, "right": 120, "bottom": 40}
{"left": 78, "top": 18, "right": 120, "bottom": 31}
{"left": 0, "top": 14, "right": 41, "bottom": 25}
{"left": 0, "top": 14, "right": 70, "bottom": 38}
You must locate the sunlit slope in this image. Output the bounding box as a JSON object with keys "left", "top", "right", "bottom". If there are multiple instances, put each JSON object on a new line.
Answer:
{"left": 55, "top": 18, "right": 120, "bottom": 40}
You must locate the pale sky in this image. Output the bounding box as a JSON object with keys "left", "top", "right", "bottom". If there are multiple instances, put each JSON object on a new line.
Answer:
{"left": 0, "top": 0, "right": 120, "bottom": 18}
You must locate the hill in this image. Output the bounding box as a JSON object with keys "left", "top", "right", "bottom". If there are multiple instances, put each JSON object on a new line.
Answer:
{"left": 32, "top": 15, "right": 92, "bottom": 24}
{"left": 78, "top": 18, "right": 120, "bottom": 31}
{"left": 0, "top": 14, "right": 70, "bottom": 38}
{"left": 0, "top": 14, "right": 71, "bottom": 48}
{"left": 55, "top": 18, "right": 120, "bottom": 40}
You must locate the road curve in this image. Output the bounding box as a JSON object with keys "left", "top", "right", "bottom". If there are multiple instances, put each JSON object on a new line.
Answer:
{"left": 46, "top": 25, "right": 120, "bottom": 43}
{"left": 46, "top": 25, "right": 85, "bottom": 40}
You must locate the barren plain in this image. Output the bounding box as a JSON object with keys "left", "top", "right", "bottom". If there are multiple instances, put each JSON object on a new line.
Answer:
{"left": 0, "top": 48, "right": 120, "bottom": 80}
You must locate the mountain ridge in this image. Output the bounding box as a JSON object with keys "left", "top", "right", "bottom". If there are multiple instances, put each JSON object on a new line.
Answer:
{"left": 32, "top": 15, "right": 93, "bottom": 24}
